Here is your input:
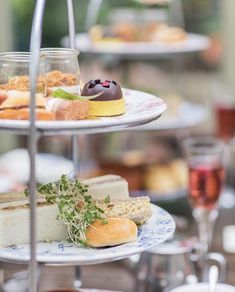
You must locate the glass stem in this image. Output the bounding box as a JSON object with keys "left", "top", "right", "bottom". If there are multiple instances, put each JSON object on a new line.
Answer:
{"left": 193, "top": 208, "right": 219, "bottom": 256}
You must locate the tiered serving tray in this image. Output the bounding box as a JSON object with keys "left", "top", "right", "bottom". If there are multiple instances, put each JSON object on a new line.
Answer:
{"left": 63, "top": 33, "right": 210, "bottom": 58}
{"left": 0, "top": 0, "right": 175, "bottom": 290}
{"left": 0, "top": 204, "right": 175, "bottom": 265}
{"left": 0, "top": 88, "right": 166, "bottom": 135}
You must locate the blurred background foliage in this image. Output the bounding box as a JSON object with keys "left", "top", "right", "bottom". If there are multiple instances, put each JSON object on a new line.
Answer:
{"left": 11, "top": 0, "right": 220, "bottom": 51}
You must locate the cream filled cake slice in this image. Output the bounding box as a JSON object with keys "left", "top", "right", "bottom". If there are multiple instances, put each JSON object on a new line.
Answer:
{"left": 0, "top": 198, "right": 66, "bottom": 247}
{"left": 82, "top": 175, "right": 129, "bottom": 201}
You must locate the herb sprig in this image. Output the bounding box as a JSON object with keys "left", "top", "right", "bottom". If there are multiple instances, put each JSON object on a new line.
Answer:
{"left": 35, "top": 175, "right": 106, "bottom": 246}
{"left": 51, "top": 88, "right": 102, "bottom": 101}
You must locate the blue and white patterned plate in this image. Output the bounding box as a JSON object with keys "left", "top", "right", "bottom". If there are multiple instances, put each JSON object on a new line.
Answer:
{"left": 0, "top": 204, "right": 175, "bottom": 265}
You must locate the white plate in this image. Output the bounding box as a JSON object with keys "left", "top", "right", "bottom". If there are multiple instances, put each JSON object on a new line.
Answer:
{"left": 0, "top": 149, "right": 73, "bottom": 184}
{"left": 0, "top": 204, "right": 175, "bottom": 265}
{"left": 0, "top": 89, "right": 166, "bottom": 134}
{"left": 132, "top": 101, "right": 209, "bottom": 131}
{"left": 64, "top": 33, "right": 210, "bottom": 56}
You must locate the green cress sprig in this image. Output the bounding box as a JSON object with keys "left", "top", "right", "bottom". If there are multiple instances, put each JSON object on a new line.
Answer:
{"left": 50, "top": 88, "right": 102, "bottom": 101}
{"left": 32, "top": 175, "right": 106, "bottom": 246}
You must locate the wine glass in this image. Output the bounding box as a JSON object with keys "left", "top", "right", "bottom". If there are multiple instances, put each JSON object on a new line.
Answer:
{"left": 213, "top": 86, "right": 235, "bottom": 208}
{"left": 183, "top": 137, "right": 225, "bottom": 256}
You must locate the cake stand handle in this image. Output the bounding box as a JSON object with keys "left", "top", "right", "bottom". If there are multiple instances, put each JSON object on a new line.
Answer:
{"left": 85, "top": 0, "right": 103, "bottom": 31}
{"left": 72, "top": 134, "right": 79, "bottom": 177}
{"left": 29, "top": 1, "right": 77, "bottom": 291}
{"left": 66, "top": 0, "right": 76, "bottom": 49}
{"left": 29, "top": 1, "right": 46, "bottom": 292}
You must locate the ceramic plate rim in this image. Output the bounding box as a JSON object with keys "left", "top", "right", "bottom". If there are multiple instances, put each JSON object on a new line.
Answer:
{"left": 0, "top": 89, "right": 166, "bottom": 132}
{"left": 0, "top": 204, "right": 175, "bottom": 265}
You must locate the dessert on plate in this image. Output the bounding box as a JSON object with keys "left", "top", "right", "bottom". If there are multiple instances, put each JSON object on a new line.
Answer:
{"left": 89, "top": 22, "right": 187, "bottom": 44}
{"left": 81, "top": 79, "right": 125, "bottom": 117}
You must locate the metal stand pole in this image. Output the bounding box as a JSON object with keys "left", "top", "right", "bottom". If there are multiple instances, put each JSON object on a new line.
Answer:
{"left": 85, "top": 0, "right": 103, "bottom": 31}
{"left": 71, "top": 134, "right": 82, "bottom": 289}
{"left": 29, "top": 0, "right": 46, "bottom": 291}
{"left": 72, "top": 134, "right": 79, "bottom": 177}
{"left": 169, "top": 0, "right": 185, "bottom": 28}
{"left": 65, "top": 1, "right": 83, "bottom": 287}
{"left": 66, "top": 0, "right": 76, "bottom": 49}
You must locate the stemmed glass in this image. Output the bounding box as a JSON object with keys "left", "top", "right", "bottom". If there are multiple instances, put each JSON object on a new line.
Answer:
{"left": 183, "top": 137, "right": 225, "bottom": 256}
{"left": 212, "top": 85, "right": 235, "bottom": 208}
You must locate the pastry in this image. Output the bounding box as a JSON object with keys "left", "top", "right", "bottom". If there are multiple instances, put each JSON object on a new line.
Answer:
{"left": 96, "top": 196, "right": 151, "bottom": 225}
{"left": 0, "top": 90, "right": 54, "bottom": 120}
{"left": 85, "top": 217, "right": 137, "bottom": 247}
{"left": 81, "top": 79, "right": 125, "bottom": 116}
{"left": 46, "top": 70, "right": 80, "bottom": 96}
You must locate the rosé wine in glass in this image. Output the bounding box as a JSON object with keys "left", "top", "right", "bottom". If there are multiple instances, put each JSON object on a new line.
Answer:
{"left": 183, "top": 137, "right": 225, "bottom": 255}
{"left": 189, "top": 163, "right": 224, "bottom": 210}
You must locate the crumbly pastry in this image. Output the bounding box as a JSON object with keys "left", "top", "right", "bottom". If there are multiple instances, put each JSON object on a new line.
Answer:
{"left": 46, "top": 70, "right": 78, "bottom": 87}
{"left": 0, "top": 75, "right": 45, "bottom": 92}
{"left": 96, "top": 196, "right": 152, "bottom": 225}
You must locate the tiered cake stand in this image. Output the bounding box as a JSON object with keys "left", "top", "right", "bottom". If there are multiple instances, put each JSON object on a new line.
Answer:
{"left": 0, "top": 1, "right": 175, "bottom": 291}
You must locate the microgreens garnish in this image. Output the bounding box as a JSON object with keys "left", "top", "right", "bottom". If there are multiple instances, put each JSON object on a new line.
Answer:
{"left": 50, "top": 88, "right": 102, "bottom": 101}
{"left": 104, "top": 195, "right": 110, "bottom": 204}
{"left": 32, "top": 175, "right": 106, "bottom": 246}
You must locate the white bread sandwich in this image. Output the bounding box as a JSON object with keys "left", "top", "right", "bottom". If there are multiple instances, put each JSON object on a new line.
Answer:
{"left": 0, "top": 195, "right": 66, "bottom": 247}
{"left": 0, "top": 90, "right": 55, "bottom": 120}
{"left": 82, "top": 174, "right": 129, "bottom": 201}
{"left": 0, "top": 175, "right": 150, "bottom": 247}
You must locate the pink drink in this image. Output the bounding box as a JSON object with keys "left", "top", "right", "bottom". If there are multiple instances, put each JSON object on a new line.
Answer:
{"left": 215, "top": 105, "right": 235, "bottom": 141}
{"left": 189, "top": 164, "right": 224, "bottom": 209}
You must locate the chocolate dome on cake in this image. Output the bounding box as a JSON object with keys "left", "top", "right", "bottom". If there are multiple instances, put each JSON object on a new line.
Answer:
{"left": 81, "top": 79, "right": 125, "bottom": 117}
{"left": 81, "top": 79, "right": 122, "bottom": 101}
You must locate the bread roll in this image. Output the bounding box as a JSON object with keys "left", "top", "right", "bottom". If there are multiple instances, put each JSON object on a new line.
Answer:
{"left": 86, "top": 217, "right": 138, "bottom": 247}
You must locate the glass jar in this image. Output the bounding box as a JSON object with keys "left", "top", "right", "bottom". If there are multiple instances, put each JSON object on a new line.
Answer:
{"left": 40, "top": 48, "right": 80, "bottom": 97}
{"left": 0, "top": 52, "right": 56, "bottom": 121}
{"left": 0, "top": 52, "right": 45, "bottom": 94}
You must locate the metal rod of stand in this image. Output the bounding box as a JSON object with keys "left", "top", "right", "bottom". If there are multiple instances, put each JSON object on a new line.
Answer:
{"left": 72, "top": 134, "right": 79, "bottom": 177}
{"left": 85, "top": 0, "right": 103, "bottom": 31}
{"left": 66, "top": 1, "right": 82, "bottom": 287}
{"left": 29, "top": 0, "right": 46, "bottom": 291}
{"left": 66, "top": 0, "right": 76, "bottom": 49}
{"left": 72, "top": 134, "right": 82, "bottom": 289}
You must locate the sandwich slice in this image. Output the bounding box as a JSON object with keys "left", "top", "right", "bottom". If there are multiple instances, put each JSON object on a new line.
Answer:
{"left": 0, "top": 194, "right": 66, "bottom": 247}
{"left": 0, "top": 90, "right": 55, "bottom": 120}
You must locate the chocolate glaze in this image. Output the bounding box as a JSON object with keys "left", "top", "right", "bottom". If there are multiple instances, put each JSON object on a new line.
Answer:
{"left": 81, "top": 79, "right": 122, "bottom": 101}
